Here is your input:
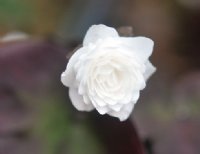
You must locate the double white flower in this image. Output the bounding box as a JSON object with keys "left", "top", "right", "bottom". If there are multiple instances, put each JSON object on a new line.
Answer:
{"left": 61, "top": 24, "right": 156, "bottom": 121}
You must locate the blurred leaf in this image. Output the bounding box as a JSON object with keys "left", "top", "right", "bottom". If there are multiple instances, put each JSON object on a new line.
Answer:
{"left": 34, "top": 95, "right": 70, "bottom": 154}
{"left": 0, "top": 0, "right": 32, "bottom": 27}
{"left": 68, "top": 123, "right": 105, "bottom": 154}
{"left": 34, "top": 94, "right": 104, "bottom": 154}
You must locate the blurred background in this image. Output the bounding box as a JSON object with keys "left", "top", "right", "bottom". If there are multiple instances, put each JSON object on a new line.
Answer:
{"left": 0, "top": 0, "right": 200, "bottom": 154}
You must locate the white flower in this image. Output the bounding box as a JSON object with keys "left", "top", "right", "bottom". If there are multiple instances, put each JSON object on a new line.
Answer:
{"left": 61, "top": 24, "right": 156, "bottom": 121}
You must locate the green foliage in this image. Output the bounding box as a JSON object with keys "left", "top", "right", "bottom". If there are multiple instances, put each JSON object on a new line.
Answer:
{"left": 0, "top": 0, "right": 32, "bottom": 28}
{"left": 35, "top": 95, "right": 70, "bottom": 154}
{"left": 34, "top": 94, "right": 104, "bottom": 154}
{"left": 68, "top": 123, "right": 105, "bottom": 154}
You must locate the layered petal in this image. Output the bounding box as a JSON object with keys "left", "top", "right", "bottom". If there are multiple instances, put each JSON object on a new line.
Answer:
{"left": 143, "top": 60, "right": 156, "bottom": 81}
{"left": 61, "top": 47, "right": 87, "bottom": 87}
{"left": 69, "top": 88, "right": 94, "bottom": 111}
{"left": 108, "top": 102, "right": 135, "bottom": 121}
{"left": 83, "top": 24, "right": 119, "bottom": 46}
{"left": 119, "top": 37, "right": 154, "bottom": 62}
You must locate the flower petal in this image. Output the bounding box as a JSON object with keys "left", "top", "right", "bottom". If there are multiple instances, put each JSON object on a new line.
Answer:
{"left": 131, "top": 91, "right": 140, "bottom": 102}
{"left": 69, "top": 88, "right": 94, "bottom": 111}
{"left": 89, "top": 96, "right": 108, "bottom": 114}
{"left": 61, "top": 47, "right": 86, "bottom": 87}
{"left": 108, "top": 102, "right": 135, "bottom": 121}
{"left": 120, "top": 37, "right": 154, "bottom": 62}
{"left": 143, "top": 60, "right": 156, "bottom": 81}
{"left": 110, "top": 103, "right": 123, "bottom": 112}
{"left": 83, "top": 24, "right": 119, "bottom": 46}
{"left": 95, "top": 106, "right": 109, "bottom": 115}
